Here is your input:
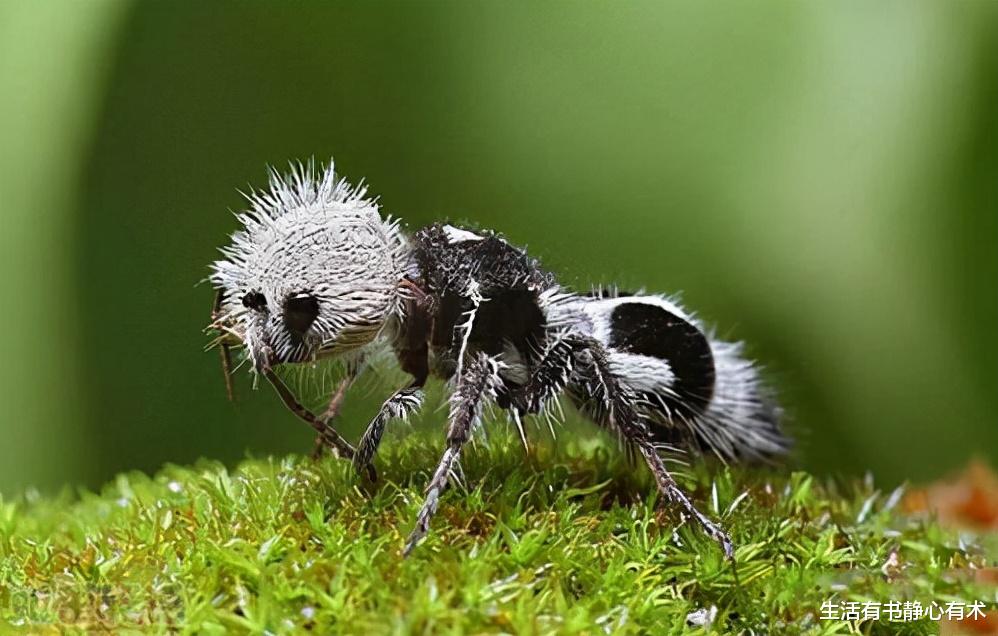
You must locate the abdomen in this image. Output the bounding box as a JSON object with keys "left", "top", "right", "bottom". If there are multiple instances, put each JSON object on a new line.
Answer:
{"left": 568, "top": 292, "right": 789, "bottom": 461}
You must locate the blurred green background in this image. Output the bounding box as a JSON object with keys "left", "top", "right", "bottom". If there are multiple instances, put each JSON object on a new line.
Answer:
{"left": 1, "top": 1, "right": 995, "bottom": 495}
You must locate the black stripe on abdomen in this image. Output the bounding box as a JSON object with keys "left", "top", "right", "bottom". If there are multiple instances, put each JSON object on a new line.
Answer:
{"left": 608, "top": 301, "right": 715, "bottom": 416}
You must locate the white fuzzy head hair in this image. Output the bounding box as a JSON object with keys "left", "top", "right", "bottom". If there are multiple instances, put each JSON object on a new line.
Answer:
{"left": 210, "top": 160, "right": 409, "bottom": 368}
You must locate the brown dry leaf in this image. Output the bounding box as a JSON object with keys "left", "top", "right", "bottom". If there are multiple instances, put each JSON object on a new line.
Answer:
{"left": 940, "top": 571, "right": 998, "bottom": 635}
{"left": 910, "top": 462, "right": 998, "bottom": 634}
{"left": 941, "top": 612, "right": 998, "bottom": 635}
{"left": 903, "top": 460, "right": 998, "bottom": 530}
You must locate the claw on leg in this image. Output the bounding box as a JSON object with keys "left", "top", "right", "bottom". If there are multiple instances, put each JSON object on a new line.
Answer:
{"left": 638, "top": 442, "right": 734, "bottom": 560}
{"left": 404, "top": 446, "right": 461, "bottom": 556}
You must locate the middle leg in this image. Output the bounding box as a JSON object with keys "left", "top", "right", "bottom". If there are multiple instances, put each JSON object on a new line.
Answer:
{"left": 507, "top": 333, "right": 576, "bottom": 452}
{"left": 404, "top": 353, "right": 500, "bottom": 556}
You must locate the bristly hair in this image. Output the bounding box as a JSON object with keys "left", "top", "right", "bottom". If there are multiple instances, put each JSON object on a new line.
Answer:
{"left": 241, "top": 158, "right": 374, "bottom": 223}
{"left": 209, "top": 159, "right": 412, "bottom": 368}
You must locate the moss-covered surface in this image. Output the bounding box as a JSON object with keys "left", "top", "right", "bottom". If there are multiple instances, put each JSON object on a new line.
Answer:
{"left": 1, "top": 433, "right": 995, "bottom": 634}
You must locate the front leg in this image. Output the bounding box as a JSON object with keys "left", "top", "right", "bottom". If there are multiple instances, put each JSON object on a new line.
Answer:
{"left": 309, "top": 357, "right": 367, "bottom": 459}
{"left": 310, "top": 375, "right": 352, "bottom": 460}
{"left": 354, "top": 384, "right": 425, "bottom": 478}
{"left": 262, "top": 368, "right": 377, "bottom": 481}
{"left": 404, "top": 353, "right": 499, "bottom": 556}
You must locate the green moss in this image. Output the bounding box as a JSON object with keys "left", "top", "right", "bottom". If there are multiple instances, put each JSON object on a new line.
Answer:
{"left": 0, "top": 433, "right": 994, "bottom": 634}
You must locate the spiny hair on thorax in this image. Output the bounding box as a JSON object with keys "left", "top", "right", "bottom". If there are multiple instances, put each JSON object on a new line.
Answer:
{"left": 210, "top": 160, "right": 413, "bottom": 366}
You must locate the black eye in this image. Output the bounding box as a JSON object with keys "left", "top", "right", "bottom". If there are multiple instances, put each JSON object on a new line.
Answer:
{"left": 284, "top": 293, "right": 319, "bottom": 337}
{"left": 242, "top": 291, "right": 267, "bottom": 311}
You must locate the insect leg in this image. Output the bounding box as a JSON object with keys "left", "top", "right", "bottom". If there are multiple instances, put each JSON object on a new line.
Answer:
{"left": 573, "top": 337, "right": 735, "bottom": 560}
{"left": 404, "top": 353, "right": 499, "bottom": 556}
{"left": 209, "top": 289, "right": 236, "bottom": 402}
{"left": 310, "top": 375, "right": 353, "bottom": 460}
{"left": 507, "top": 335, "right": 576, "bottom": 452}
{"left": 262, "top": 368, "right": 377, "bottom": 481}
{"left": 637, "top": 442, "right": 735, "bottom": 559}
{"left": 353, "top": 385, "right": 425, "bottom": 478}
{"left": 520, "top": 334, "right": 576, "bottom": 414}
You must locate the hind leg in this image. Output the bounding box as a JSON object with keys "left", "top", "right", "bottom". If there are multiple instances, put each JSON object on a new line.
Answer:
{"left": 571, "top": 337, "right": 735, "bottom": 560}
